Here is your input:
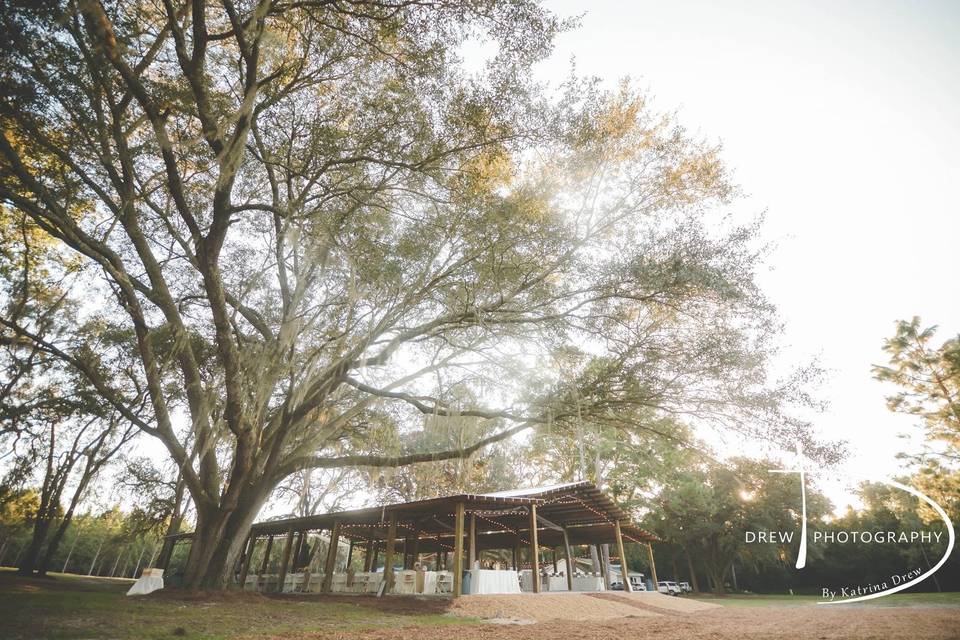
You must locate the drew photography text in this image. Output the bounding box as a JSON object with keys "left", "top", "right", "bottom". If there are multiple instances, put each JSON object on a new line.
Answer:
{"left": 745, "top": 530, "right": 945, "bottom": 544}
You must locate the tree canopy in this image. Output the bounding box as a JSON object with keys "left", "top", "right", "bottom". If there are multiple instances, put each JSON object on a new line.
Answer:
{"left": 0, "top": 0, "right": 826, "bottom": 588}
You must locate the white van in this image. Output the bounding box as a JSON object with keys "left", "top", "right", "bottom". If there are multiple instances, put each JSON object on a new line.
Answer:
{"left": 657, "top": 580, "right": 681, "bottom": 595}
{"left": 610, "top": 573, "right": 647, "bottom": 591}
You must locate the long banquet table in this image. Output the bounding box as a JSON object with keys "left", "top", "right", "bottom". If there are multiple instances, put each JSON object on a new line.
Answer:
{"left": 469, "top": 569, "right": 521, "bottom": 594}
{"left": 572, "top": 575, "right": 605, "bottom": 591}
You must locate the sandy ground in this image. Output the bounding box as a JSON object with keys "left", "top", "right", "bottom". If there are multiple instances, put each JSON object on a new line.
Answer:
{"left": 596, "top": 591, "right": 722, "bottom": 612}
{"left": 251, "top": 603, "right": 960, "bottom": 640}
{"left": 449, "top": 593, "right": 660, "bottom": 622}
{"left": 446, "top": 591, "right": 721, "bottom": 622}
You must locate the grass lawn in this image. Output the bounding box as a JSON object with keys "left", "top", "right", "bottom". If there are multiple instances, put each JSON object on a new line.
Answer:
{"left": 0, "top": 568, "right": 473, "bottom": 640}
{"left": 4, "top": 568, "right": 959, "bottom": 640}
{"left": 689, "top": 591, "right": 960, "bottom": 607}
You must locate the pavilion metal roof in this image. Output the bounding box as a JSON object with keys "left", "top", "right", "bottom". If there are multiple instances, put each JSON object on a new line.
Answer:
{"left": 243, "top": 481, "right": 657, "bottom": 545}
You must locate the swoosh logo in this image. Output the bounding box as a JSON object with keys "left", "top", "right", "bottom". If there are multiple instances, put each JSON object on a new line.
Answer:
{"left": 770, "top": 441, "right": 955, "bottom": 604}
{"left": 815, "top": 474, "right": 955, "bottom": 605}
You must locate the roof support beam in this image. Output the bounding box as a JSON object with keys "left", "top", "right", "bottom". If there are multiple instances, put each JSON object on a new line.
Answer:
{"left": 536, "top": 514, "right": 565, "bottom": 531}
{"left": 383, "top": 514, "right": 397, "bottom": 593}
{"left": 277, "top": 527, "right": 295, "bottom": 593}
{"left": 321, "top": 522, "right": 341, "bottom": 592}
{"left": 646, "top": 542, "right": 659, "bottom": 591}
{"left": 614, "top": 520, "right": 632, "bottom": 593}
{"left": 453, "top": 502, "right": 465, "bottom": 596}
{"left": 468, "top": 513, "right": 477, "bottom": 569}
{"left": 529, "top": 505, "right": 540, "bottom": 593}
{"left": 429, "top": 516, "right": 455, "bottom": 532}
{"left": 258, "top": 535, "right": 274, "bottom": 579}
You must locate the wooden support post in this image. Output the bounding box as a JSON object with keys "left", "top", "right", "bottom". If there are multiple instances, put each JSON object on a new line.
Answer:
{"left": 468, "top": 513, "right": 476, "bottom": 569}
{"left": 383, "top": 513, "right": 398, "bottom": 593}
{"left": 453, "top": 503, "right": 465, "bottom": 596}
{"left": 321, "top": 521, "right": 342, "bottom": 593}
{"left": 347, "top": 539, "right": 354, "bottom": 568}
{"left": 293, "top": 532, "right": 305, "bottom": 569}
{"left": 562, "top": 527, "right": 574, "bottom": 591}
{"left": 301, "top": 534, "right": 322, "bottom": 591}
{"left": 529, "top": 505, "right": 540, "bottom": 593}
{"left": 512, "top": 542, "right": 519, "bottom": 571}
{"left": 278, "top": 528, "right": 296, "bottom": 593}
{"left": 614, "top": 521, "right": 632, "bottom": 593}
{"left": 600, "top": 543, "right": 611, "bottom": 589}
{"left": 646, "top": 542, "right": 659, "bottom": 591}
{"left": 595, "top": 544, "right": 606, "bottom": 579}
{"left": 258, "top": 535, "right": 274, "bottom": 578}
{"left": 238, "top": 535, "right": 256, "bottom": 589}
{"left": 411, "top": 527, "right": 420, "bottom": 568}
{"left": 363, "top": 540, "right": 373, "bottom": 572}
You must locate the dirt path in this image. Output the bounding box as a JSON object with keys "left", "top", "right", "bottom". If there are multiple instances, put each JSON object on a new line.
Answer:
{"left": 449, "top": 593, "right": 660, "bottom": 622}
{"left": 252, "top": 605, "right": 960, "bottom": 640}
{"left": 591, "top": 591, "right": 722, "bottom": 613}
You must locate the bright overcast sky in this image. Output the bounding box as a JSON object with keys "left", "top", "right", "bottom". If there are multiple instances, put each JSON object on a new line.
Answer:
{"left": 524, "top": 0, "right": 960, "bottom": 509}
{"left": 106, "top": 1, "right": 959, "bottom": 517}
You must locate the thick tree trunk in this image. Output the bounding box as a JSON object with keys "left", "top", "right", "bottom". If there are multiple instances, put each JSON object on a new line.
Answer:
{"left": 37, "top": 506, "right": 77, "bottom": 576}
{"left": 686, "top": 550, "right": 700, "bottom": 592}
{"left": 38, "top": 464, "right": 96, "bottom": 576}
{"left": 155, "top": 477, "right": 187, "bottom": 571}
{"left": 17, "top": 515, "right": 53, "bottom": 576}
{"left": 182, "top": 488, "right": 268, "bottom": 590}
{"left": 707, "top": 565, "right": 725, "bottom": 593}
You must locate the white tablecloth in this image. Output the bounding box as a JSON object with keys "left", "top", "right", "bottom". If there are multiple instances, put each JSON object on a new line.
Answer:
{"left": 546, "top": 575, "right": 568, "bottom": 591}
{"left": 283, "top": 573, "right": 306, "bottom": 592}
{"left": 572, "top": 576, "right": 605, "bottom": 591}
{"left": 469, "top": 569, "right": 521, "bottom": 594}
{"left": 436, "top": 571, "right": 454, "bottom": 593}
{"left": 392, "top": 570, "right": 440, "bottom": 594}
{"left": 422, "top": 571, "right": 438, "bottom": 594}
{"left": 126, "top": 576, "right": 164, "bottom": 596}
{"left": 519, "top": 570, "right": 534, "bottom": 592}
{"left": 393, "top": 570, "right": 418, "bottom": 594}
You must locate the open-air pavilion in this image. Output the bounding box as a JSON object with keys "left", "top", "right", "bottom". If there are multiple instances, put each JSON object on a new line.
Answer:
{"left": 163, "top": 482, "right": 659, "bottom": 596}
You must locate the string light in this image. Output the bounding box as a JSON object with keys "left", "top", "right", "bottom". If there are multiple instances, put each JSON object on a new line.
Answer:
{"left": 471, "top": 510, "right": 530, "bottom": 545}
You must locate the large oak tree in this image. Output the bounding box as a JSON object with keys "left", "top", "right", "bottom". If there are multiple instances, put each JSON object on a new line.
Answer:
{"left": 1, "top": 0, "right": 823, "bottom": 588}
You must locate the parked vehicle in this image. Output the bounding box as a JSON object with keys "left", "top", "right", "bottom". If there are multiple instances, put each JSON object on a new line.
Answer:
{"left": 657, "top": 580, "right": 681, "bottom": 595}
{"left": 629, "top": 576, "right": 647, "bottom": 591}
{"left": 610, "top": 573, "right": 647, "bottom": 591}
{"left": 678, "top": 581, "right": 692, "bottom": 593}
